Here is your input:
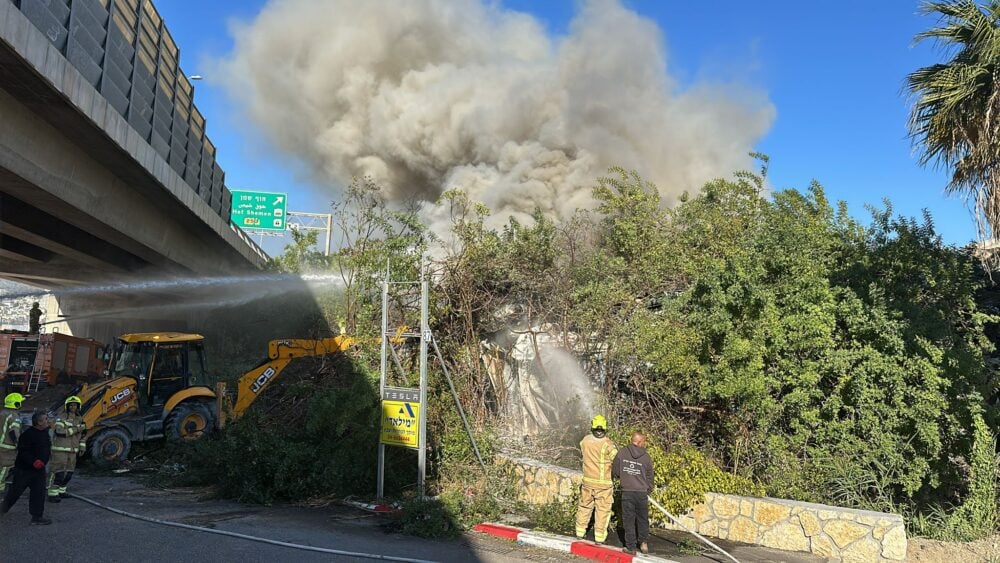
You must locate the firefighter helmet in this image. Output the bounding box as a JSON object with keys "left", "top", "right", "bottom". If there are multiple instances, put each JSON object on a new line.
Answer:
{"left": 4, "top": 393, "right": 25, "bottom": 409}
{"left": 591, "top": 414, "right": 607, "bottom": 431}
{"left": 65, "top": 396, "right": 83, "bottom": 407}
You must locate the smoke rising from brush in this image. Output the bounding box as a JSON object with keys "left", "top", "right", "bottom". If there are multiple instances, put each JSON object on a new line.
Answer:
{"left": 221, "top": 0, "right": 775, "bottom": 231}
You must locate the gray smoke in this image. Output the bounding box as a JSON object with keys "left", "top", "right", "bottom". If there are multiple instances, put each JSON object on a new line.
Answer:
{"left": 220, "top": 0, "right": 774, "bottom": 232}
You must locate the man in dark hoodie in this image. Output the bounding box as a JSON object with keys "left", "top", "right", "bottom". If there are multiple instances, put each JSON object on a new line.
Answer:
{"left": 0, "top": 411, "right": 52, "bottom": 525}
{"left": 613, "top": 432, "right": 653, "bottom": 555}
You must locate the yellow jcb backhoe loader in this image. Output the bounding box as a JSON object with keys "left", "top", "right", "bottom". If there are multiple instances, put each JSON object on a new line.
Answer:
{"left": 61, "top": 332, "right": 352, "bottom": 464}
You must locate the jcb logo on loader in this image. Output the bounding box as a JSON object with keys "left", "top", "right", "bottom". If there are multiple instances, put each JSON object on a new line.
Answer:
{"left": 110, "top": 388, "right": 131, "bottom": 405}
{"left": 250, "top": 367, "right": 277, "bottom": 394}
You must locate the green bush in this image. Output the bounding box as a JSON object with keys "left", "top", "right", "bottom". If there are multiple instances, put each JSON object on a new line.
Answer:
{"left": 166, "top": 370, "right": 382, "bottom": 504}
{"left": 526, "top": 498, "right": 579, "bottom": 535}
{"left": 400, "top": 497, "right": 460, "bottom": 538}
{"left": 647, "top": 444, "right": 764, "bottom": 519}
{"left": 436, "top": 484, "right": 506, "bottom": 529}
{"left": 911, "top": 414, "right": 999, "bottom": 541}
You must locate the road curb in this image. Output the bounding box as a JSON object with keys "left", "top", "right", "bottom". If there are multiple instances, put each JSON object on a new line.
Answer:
{"left": 472, "top": 522, "right": 678, "bottom": 563}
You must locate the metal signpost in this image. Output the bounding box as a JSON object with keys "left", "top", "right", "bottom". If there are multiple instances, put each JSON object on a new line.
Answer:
{"left": 230, "top": 190, "right": 288, "bottom": 231}
{"left": 376, "top": 261, "right": 430, "bottom": 500}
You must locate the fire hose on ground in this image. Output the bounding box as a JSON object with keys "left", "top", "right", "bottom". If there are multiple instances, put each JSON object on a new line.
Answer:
{"left": 648, "top": 496, "right": 740, "bottom": 563}
{"left": 68, "top": 492, "right": 437, "bottom": 563}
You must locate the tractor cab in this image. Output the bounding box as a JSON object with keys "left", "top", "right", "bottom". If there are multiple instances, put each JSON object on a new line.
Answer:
{"left": 108, "top": 333, "right": 207, "bottom": 408}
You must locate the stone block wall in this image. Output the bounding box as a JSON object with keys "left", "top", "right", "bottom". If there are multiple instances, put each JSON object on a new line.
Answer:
{"left": 498, "top": 455, "right": 907, "bottom": 562}
{"left": 665, "top": 493, "right": 906, "bottom": 562}
{"left": 498, "top": 456, "right": 582, "bottom": 505}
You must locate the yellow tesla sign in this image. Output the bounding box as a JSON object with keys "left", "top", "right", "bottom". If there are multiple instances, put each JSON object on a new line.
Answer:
{"left": 381, "top": 399, "right": 420, "bottom": 449}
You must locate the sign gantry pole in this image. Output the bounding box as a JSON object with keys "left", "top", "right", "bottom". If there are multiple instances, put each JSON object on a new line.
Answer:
{"left": 286, "top": 211, "right": 334, "bottom": 256}
{"left": 325, "top": 214, "right": 332, "bottom": 256}
{"left": 417, "top": 258, "right": 429, "bottom": 498}
{"left": 377, "top": 269, "right": 389, "bottom": 500}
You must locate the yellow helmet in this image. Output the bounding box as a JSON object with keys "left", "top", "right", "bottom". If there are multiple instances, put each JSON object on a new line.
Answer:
{"left": 4, "top": 393, "right": 25, "bottom": 409}
{"left": 591, "top": 414, "right": 607, "bottom": 430}
{"left": 65, "top": 396, "right": 82, "bottom": 407}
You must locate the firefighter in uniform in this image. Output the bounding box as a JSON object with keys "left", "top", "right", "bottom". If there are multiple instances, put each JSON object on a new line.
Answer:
{"left": 575, "top": 414, "right": 618, "bottom": 543}
{"left": 48, "top": 396, "right": 86, "bottom": 502}
{"left": 0, "top": 393, "right": 24, "bottom": 494}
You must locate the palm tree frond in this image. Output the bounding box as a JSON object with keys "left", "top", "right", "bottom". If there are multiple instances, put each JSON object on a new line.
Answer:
{"left": 908, "top": 1, "right": 1000, "bottom": 247}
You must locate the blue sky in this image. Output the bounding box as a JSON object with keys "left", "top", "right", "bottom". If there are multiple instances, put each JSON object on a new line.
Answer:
{"left": 155, "top": 0, "right": 970, "bottom": 255}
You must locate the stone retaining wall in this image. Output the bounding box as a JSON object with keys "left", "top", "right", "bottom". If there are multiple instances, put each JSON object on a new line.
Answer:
{"left": 497, "top": 455, "right": 582, "bottom": 505}
{"left": 668, "top": 493, "right": 906, "bottom": 562}
{"left": 498, "top": 455, "right": 906, "bottom": 562}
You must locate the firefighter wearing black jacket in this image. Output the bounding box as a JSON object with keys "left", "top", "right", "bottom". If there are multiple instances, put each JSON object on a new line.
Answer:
{"left": 0, "top": 411, "right": 53, "bottom": 525}
{"left": 612, "top": 432, "right": 653, "bottom": 555}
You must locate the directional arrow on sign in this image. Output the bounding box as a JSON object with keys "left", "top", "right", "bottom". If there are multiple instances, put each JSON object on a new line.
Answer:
{"left": 274, "top": 196, "right": 284, "bottom": 204}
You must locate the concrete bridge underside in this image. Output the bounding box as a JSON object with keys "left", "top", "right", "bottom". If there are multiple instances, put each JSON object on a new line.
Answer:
{"left": 0, "top": 1, "right": 265, "bottom": 289}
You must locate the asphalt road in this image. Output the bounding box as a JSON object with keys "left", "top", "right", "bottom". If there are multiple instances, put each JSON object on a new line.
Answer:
{"left": 0, "top": 475, "right": 571, "bottom": 563}
{"left": 0, "top": 474, "right": 820, "bottom": 562}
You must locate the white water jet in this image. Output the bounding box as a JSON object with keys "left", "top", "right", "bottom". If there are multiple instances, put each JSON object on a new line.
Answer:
{"left": 0, "top": 273, "right": 346, "bottom": 327}
{"left": 1, "top": 273, "right": 345, "bottom": 299}
{"left": 486, "top": 330, "right": 596, "bottom": 436}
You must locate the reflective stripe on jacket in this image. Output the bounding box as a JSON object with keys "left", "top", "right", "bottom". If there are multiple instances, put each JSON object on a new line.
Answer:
{"left": 53, "top": 414, "right": 86, "bottom": 453}
{"left": 580, "top": 434, "right": 617, "bottom": 488}
{"left": 0, "top": 410, "right": 21, "bottom": 450}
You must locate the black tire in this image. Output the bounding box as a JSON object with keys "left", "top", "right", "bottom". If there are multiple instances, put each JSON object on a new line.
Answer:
{"left": 164, "top": 401, "right": 215, "bottom": 440}
{"left": 89, "top": 428, "right": 131, "bottom": 467}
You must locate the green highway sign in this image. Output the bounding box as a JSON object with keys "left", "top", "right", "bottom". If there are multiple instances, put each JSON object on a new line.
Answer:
{"left": 230, "top": 190, "right": 287, "bottom": 231}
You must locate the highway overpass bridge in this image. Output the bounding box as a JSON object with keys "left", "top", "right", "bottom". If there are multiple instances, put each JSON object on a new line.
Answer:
{"left": 0, "top": 0, "right": 293, "bottom": 342}
{"left": 0, "top": 0, "right": 266, "bottom": 289}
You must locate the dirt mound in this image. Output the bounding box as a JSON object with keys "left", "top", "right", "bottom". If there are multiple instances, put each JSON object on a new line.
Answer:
{"left": 908, "top": 535, "right": 1000, "bottom": 562}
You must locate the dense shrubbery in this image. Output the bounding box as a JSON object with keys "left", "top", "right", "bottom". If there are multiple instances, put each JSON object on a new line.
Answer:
{"left": 525, "top": 498, "right": 579, "bottom": 535}
{"left": 169, "top": 362, "right": 383, "bottom": 504}
{"left": 399, "top": 497, "right": 461, "bottom": 538}
{"left": 909, "top": 414, "right": 999, "bottom": 541}
{"left": 646, "top": 444, "right": 764, "bottom": 518}
{"left": 170, "top": 165, "right": 998, "bottom": 541}
{"left": 433, "top": 163, "right": 998, "bottom": 538}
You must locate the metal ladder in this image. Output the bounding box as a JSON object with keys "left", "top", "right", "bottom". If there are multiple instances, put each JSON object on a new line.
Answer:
{"left": 25, "top": 343, "right": 44, "bottom": 394}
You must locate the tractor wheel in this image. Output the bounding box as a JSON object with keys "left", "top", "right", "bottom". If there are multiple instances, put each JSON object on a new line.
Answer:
{"left": 89, "top": 428, "right": 132, "bottom": 467}
{"left": 165, "top": 402, "right": 215, "bottom": 440}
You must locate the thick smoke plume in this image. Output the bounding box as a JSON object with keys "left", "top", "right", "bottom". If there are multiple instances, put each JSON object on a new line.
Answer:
{"left": 220, "top": 0, "right": 774, "bottom": 232}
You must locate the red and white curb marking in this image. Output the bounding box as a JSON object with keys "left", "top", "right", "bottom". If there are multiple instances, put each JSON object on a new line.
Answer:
{"left": 344, "top": 500, "right": 399, "bottom": 514}
{"left": 473, "top": 523, "right": 679, "bottom": 563}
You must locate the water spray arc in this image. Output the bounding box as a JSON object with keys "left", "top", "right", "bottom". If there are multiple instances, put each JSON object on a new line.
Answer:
{"left": 1, "top": 273, "right": 345, "bottom": 300}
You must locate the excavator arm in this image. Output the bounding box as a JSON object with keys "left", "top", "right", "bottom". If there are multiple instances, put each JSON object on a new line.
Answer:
{"left": 227, "top": 335, "right": 354, "bottom": 419}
